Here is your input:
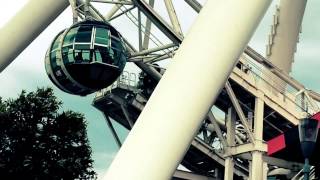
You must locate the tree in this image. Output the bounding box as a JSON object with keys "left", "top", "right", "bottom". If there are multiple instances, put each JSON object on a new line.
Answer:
{"left": 0, "top": 88, "right": 96, "bottom": 179}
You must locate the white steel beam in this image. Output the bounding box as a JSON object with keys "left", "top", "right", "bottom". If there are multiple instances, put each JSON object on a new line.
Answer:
{"left": 130, "top": 43, "right": 176, "bottom": 57}
{"left": 164, "top": 0, "right": 183, "bottom": 35}
{"left": 142, "top": 0, "right": 155, "bottom": 50}
{"left": 192, "top": 137, "right": 248, "bottom": 178}
{"left": 225, "top": 107, "right": 236, "bottom": 180}
{"left": 225, "top": 158, "right": 234, "bottom": 180}
{"left": 107, "top": 6, "right": 136, "bottom": 21}
{"left": 103, "top": 0, "right": 271, "bottom": 179}
{"left": 138, "top": 9, "right": 143, "bottom": 51}
{"left": 254, "top": 94, "right": 264, "bottom": 142}
{"left": 226, "top": 108, "right": 236, "bottom": 148}
{"left": 251, "top": 151, "right": 264, "bottom": 180}
{"left": 173, "top": 170, "right": 217, "bottom": 180}
{"left": 205, "top": 116, "right": 245, "bottom": 144}
{"left": 120, "top": 31, "right": 163, "bottom": 81}
{"left": 226, "top": 143, "right": 267, "bottom": 156}
{"left": 92, "top": 0, "right": 132, "bottom": 5}
{"left": 251, "top": 95, "right": 265, "bottom": 180}
{"left": 208, "top": 111, "right": 227, "bottom": 149}
{"left": 105, "top": 4, "right": 122, "bottom": 20}
{"left": 132, "top": 0, "right": 183, "bottom": 44}
{"left": 69, "top": 0, "right": 79, "bottom": 23}
{"left": 0, "top": 0, "right": 69, "bottom": 72}
{"left": 263, "top": 162, "right": 268, "bottom": 180}
{"left": 237, "top": 153, "right": 304, "bottom": 170}
{"left": 225, "top": 81, "right": 255, "bottom": 143}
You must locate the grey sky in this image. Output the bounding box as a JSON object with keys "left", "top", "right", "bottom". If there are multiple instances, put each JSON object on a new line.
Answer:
{"left": 1, "top": 0, "right": 320, "bottom": 178}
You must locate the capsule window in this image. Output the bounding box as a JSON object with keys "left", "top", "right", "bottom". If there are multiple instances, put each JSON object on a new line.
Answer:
{"left": 82, "top": 50, "right": 91, "bottom": 62}
{"left": 74, "top": 44, "right": 91, "bottom": 50}
{"left": 62, "top": 47, "right": 75, "bottom": 64}
{"left": 50, "top": 50, "right": 59, "bottom": 70}
{"left": 95, "top": 28, "right": 109, "bottom": 46}
{"left": 111, "top": 36, "right": 122, "bottom": 51}
{"left": 75, "top": 26, "right": 92, "bottom": 43}
{"left": 52, "top": 33, "right": 63, "bottom": 51}
{"left": 64, "top": 27, "right": 79, "bottom": 47}
{"left": 74, "top": 50, "right": 91, "bottom": 62}
{"left": 94, "top": 49, "right": 103, "bottom": 63}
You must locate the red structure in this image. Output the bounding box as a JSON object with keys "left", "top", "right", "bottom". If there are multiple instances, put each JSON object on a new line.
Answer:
{"left": 267, "top": 112, "right": 320, "bottom": 163}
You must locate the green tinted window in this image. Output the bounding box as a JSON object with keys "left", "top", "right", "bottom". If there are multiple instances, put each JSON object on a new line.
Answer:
{"left": 52, "top": 34, "right": 63, "bottom": 51}
{"left": 82, "top": 50, "right": 90, "bottom": 62}
{"left": 95, "top": 50, "right": 102, "bottom": 62}
{"left": 111, "top": 37, "right": 121, "bottom": 51}
{"left": 73, "top": 49, "right": 91, "bottom": 62}
{"left": 95, "top": 28, "right": 109, "bottom": 45}
{"left": 75, "top": 26, "right": 92, "bottom": 43}
{"left": 50, "top": 51, "right": 57, "bottom": 69}
{"left": 74, "top": 44, "right": 91, "bottom": 50}
{"left": 68, "top": 50, "right": 75, "bottom": 63}
{"left": 62, "top": 47, "right": 75, "bottom": 63}
{"left": 64, "top": 27, "right": 79, "bottom": 46}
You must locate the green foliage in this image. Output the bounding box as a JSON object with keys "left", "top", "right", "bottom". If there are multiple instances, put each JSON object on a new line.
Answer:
{"left": 0, "top": 88, "right": 96, "bottom": 179}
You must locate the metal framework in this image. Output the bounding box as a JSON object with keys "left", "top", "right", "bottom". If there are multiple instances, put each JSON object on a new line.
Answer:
{"left": 1, "top": 0, "right": 319, "bottom": 179}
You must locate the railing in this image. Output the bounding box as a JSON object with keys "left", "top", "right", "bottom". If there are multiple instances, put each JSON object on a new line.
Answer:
{"left": 238, "top": 53, "right": 319, "bottom": 116}
{"left": 95, "top": 50, "right": 319, "bottom": 116}
{"left": 94, "top": 70, "right": 139, "bottom": 99}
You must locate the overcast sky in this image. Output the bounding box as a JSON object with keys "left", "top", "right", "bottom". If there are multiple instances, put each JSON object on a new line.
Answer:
{"left": 1, "top": 0, "right": 320, "bottom": 179}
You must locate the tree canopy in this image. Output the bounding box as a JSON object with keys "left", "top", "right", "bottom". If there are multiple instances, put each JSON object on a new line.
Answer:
{"left": 0, "top": 88, "right": 96, "bottom": 179}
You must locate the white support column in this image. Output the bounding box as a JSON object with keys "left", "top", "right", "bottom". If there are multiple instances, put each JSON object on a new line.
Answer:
{"left": 254, "top": 94, "right": 264, "bottom": 142}
{"left": 267, "top": 0, "right": 307, "bottom": 73}
{"left": 251, "top": 151, "right": 264, "bottom": 180}
{"left": 251, "top": 94, "right": 265, "bottom": 180}
{"left": 265, "top": 0, "right": 307, "bottom": 94}
{"left": 263, "top": 162, "right": 269, "bottom": 180}
{"left": 0, "top": 0, "right": 69, "bottom": 72}
{"left": 249, "top": 161, "right": 253, "bottom": 180}
{"left": 225, "top": 159, "right": 234, "bottom": 180}
{"left": 104, "top": 0, "right": 271, "bottom": 179}
{"left": 225, "top": 107, "right": 236, "bottom": 180}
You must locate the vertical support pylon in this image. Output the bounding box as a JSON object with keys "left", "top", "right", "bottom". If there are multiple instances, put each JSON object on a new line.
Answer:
{"left": 104, "top": 0, "right": 271, "bottom": 179}
{"left": 225, "top": 107, "right": 236, "bottom": 180}
{"left": 265, "top": 0, "right": 307, "bottom": 94}
{"left": 263, "top": 162, "right": 269, "bottom": 180}
{"left": 267, "top": 0, "right": 307, "bottom": 73}
{"left": 251, "top": 151, "right": 264, "bottom": 180}
{"left": 249, "top": 161, "right": 253, "bottom": 180}
{"left": 251, "top": 93, "right": 265, "bottom": 180}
